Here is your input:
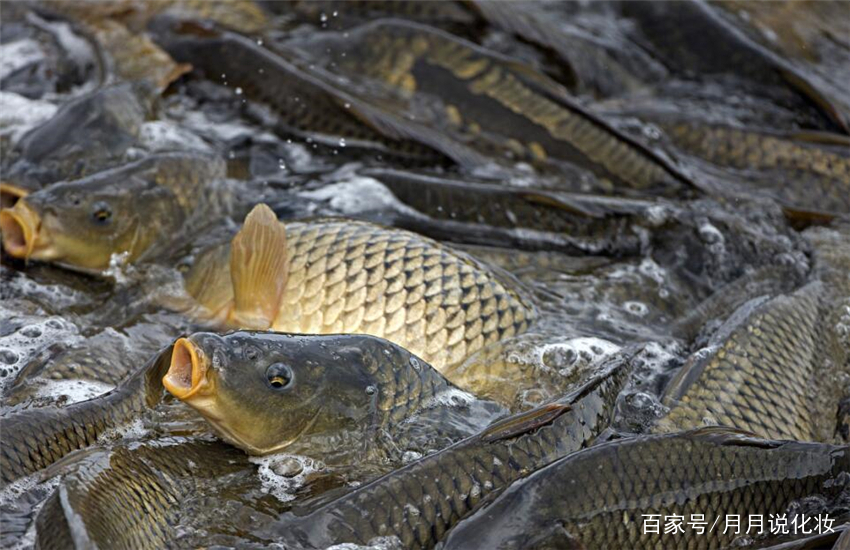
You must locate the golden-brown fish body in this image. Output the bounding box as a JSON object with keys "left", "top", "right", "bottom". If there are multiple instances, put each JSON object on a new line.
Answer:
{"left": 185, "top": 206, "right": 536, "bottom": 373}
{"left": 0, "top": 347, "right": 171, "bottom": 486}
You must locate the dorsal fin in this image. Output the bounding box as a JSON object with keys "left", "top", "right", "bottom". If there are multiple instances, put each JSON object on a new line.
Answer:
{"left": 686, "top": 426, "right": 783, "bottom": 449}
{"left": 228, "top": 204, "right": 288, "bottom": 329}
{"left": 481, "top": 403, "right": 571, "bottom": 443}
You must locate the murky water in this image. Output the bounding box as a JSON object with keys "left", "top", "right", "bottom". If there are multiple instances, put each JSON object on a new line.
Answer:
{"left": 2, "top": 2, "right": 849, "bottom": 549}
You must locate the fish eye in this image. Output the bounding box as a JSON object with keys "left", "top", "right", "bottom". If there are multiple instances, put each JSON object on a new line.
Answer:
{"left": 266, "top": 363, "right": 293, "bottom": 390}
{"left": 91, "top": 202, "right": 112, "bottom": 225}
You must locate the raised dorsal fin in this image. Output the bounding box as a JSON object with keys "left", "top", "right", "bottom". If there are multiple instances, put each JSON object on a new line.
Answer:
{"left": 228, "top": 204, "right": 287, "bottom": 329}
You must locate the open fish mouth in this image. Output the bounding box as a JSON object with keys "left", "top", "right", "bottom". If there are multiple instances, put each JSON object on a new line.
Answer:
{"left": 0, "top": 182, "right": 29, "bottom": 209}
{"left": 0, "top": 201, "right": 41, "bottom": 260}
{"left": 163, "top": 337, "right": 210, "bottom": 400}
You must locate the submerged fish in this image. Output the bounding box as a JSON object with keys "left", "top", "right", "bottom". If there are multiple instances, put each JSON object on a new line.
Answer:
{"left": 0, "top": 152, "right": 229, "bottom": 272}
{"left": 162, "top": 331, "right": 466, "bottom": 457}
{"left": 0, "top": 345, "right": 171, "bottom": 486}
{"left": 442, "top": 428, "right": 850, "bottom": 550}
{"left": 183, "top": 204, "right": 535, "bottom": 373}
{"left": 619, "top": 0, "right": 848, "bottom": 133}
{"left": 1, "top": 83, "right": 156, "bottom": 201}
{"left": 257, "top": 353, "right": 628, "bottom": 548}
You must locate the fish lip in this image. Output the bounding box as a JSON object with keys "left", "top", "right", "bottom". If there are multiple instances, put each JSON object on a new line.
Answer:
{"left": 163, "top": 337, "right": 210, "bottom": 400}
{"left": 0, "top": 202, "right": 39, "bottom": 260}
{"left": 0, "top": 182, "right": 29, "bottom": 208}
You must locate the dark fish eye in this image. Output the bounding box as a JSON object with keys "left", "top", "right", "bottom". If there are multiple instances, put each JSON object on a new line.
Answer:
{"left": 91, "top": 202, "right": 112, "bottom": 225}
{"left": 266, "top": 363, "right": 293, "bottom": 390}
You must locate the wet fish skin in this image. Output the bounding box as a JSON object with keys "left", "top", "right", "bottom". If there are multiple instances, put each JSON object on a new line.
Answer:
{"left": 441, "top": 428, "right": 850, "bottom": 550}
{"left": 258, "top": 354, "right": 628, "bottom": 549}
{"left": 33, "top": 438, "right": 260, "bottom": 550}
{"left": 0, "top": 346, "right": 170, "bottom": 486}
{"left": 162, "top": 331, "right": 457, "bottom": 457}
{"left": 661, "top": 121, "right": 850, "bottom": 217}
{"left": 185, "top": 216, "right": 536, "bottom": 374}
{"left": 316, "top": 19, "right": 690, "bottom": 194}
{"left": 619, "top": 0, "right": 848, "bottom": 133}
{"left": 362, "top": 167, "right": 646, "bottom": 256}
{"left": 1, "top": 83, "right": 156, "bottom": 197}
{"left": 146, "top": 15, "right": 444, "bottom": 165}
{"left": 0, "top": 152, "right": 228, "bottom": 272}
{"left": 654, "top": 225, "right": 850, "bottom": 442}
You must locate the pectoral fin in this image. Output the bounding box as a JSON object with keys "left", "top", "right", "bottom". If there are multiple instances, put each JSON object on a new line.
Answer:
{"left": 228, "top": 204, "right": 287, "bottom": 329}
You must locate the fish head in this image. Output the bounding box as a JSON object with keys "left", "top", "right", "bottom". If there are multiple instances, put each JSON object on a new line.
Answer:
{"left": 163, "top": 331, "right": 385, "bottom": 455}
{"left": 0, "top": 170, "right": 179, "bottom": 272}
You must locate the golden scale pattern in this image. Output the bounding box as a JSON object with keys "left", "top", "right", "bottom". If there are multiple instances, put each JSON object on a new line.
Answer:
{"left": 656, "top": 282, "right": 823, "bottom": 441}
{"left": 271, "top": 220, "right": 535, "bottom": 372}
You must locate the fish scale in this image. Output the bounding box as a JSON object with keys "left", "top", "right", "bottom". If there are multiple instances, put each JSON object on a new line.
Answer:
{"left": 258, "top": 356, "right": 628, "bottom": 549}
{"left": 0, "top": 349, "right": 170, "bottom": 486}
{"left": 442, "top": 429, "right": 850, "bottom": 550}
{"left": 660, "top": 121, "right": 850, "bottom": 216}
{"left": 654, "top": 281, "right": 833, "bottom": 441}
{"left": 189, "top": 219, "right": 536, "bottom": 374}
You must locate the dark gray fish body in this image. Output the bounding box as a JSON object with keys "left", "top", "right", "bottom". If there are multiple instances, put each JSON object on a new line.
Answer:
{"left": 146, "top": 15, "right": 444, "bottom": 165}
{"left": 619, "top": 0, "right": 848, "bottom": 133}
{"left": 442, "top": 429, "right": 850, "bottom": 550}
{"left": 2, "top": 83, "right": 156, "bottom": 197}
{"left": 257, "top": 355, "right": 628, "bottom": 548}
{"left": 0, "top": 347, "right": 170, "bottom": 486}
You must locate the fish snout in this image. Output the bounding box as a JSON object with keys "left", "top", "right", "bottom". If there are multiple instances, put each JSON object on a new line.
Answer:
{"left": 0, "top": 201, "right": 40, "bottom": 259}
{"left": 0, "top": 182, "right": 29, "bottom": 209}
{"left": 163, "top": 337, "right": 210, "bottom": 400}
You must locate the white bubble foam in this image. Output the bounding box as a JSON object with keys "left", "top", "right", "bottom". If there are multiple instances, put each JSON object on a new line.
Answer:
{"left": 0, "top": 92, "right": 58, "bottom": 145}
{"left": 420, "top": 387, "right": 476, "bottom": 410}
{"left": 32, "top": 379, "right": 115, "bottom": 405}
{"left": 138, "top": 121, "right": 212, "bottom": 153}
{"left": 508, "top": 337, "right": 621, "bottom": 378}
{"left": 0, "top": 307, "right": 81, "bottom": 394}
{"left": 323, "top": 537, "right": 404, "bottom": 550}
{"left": 249, "top": 454, "right": 325, "bottom": 503}
{"left": 0, "top": 39, "right": 46, "bottom": 81}
{"left": 299, "top": 174, "right": 418, "bottom": 216}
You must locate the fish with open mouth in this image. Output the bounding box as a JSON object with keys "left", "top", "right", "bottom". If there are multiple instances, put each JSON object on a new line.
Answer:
{"left": 161, "top": 330, "right": 493, "bottom": 460}
{"left": 0, "top": 152, "right": 229, "bottom": 272}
